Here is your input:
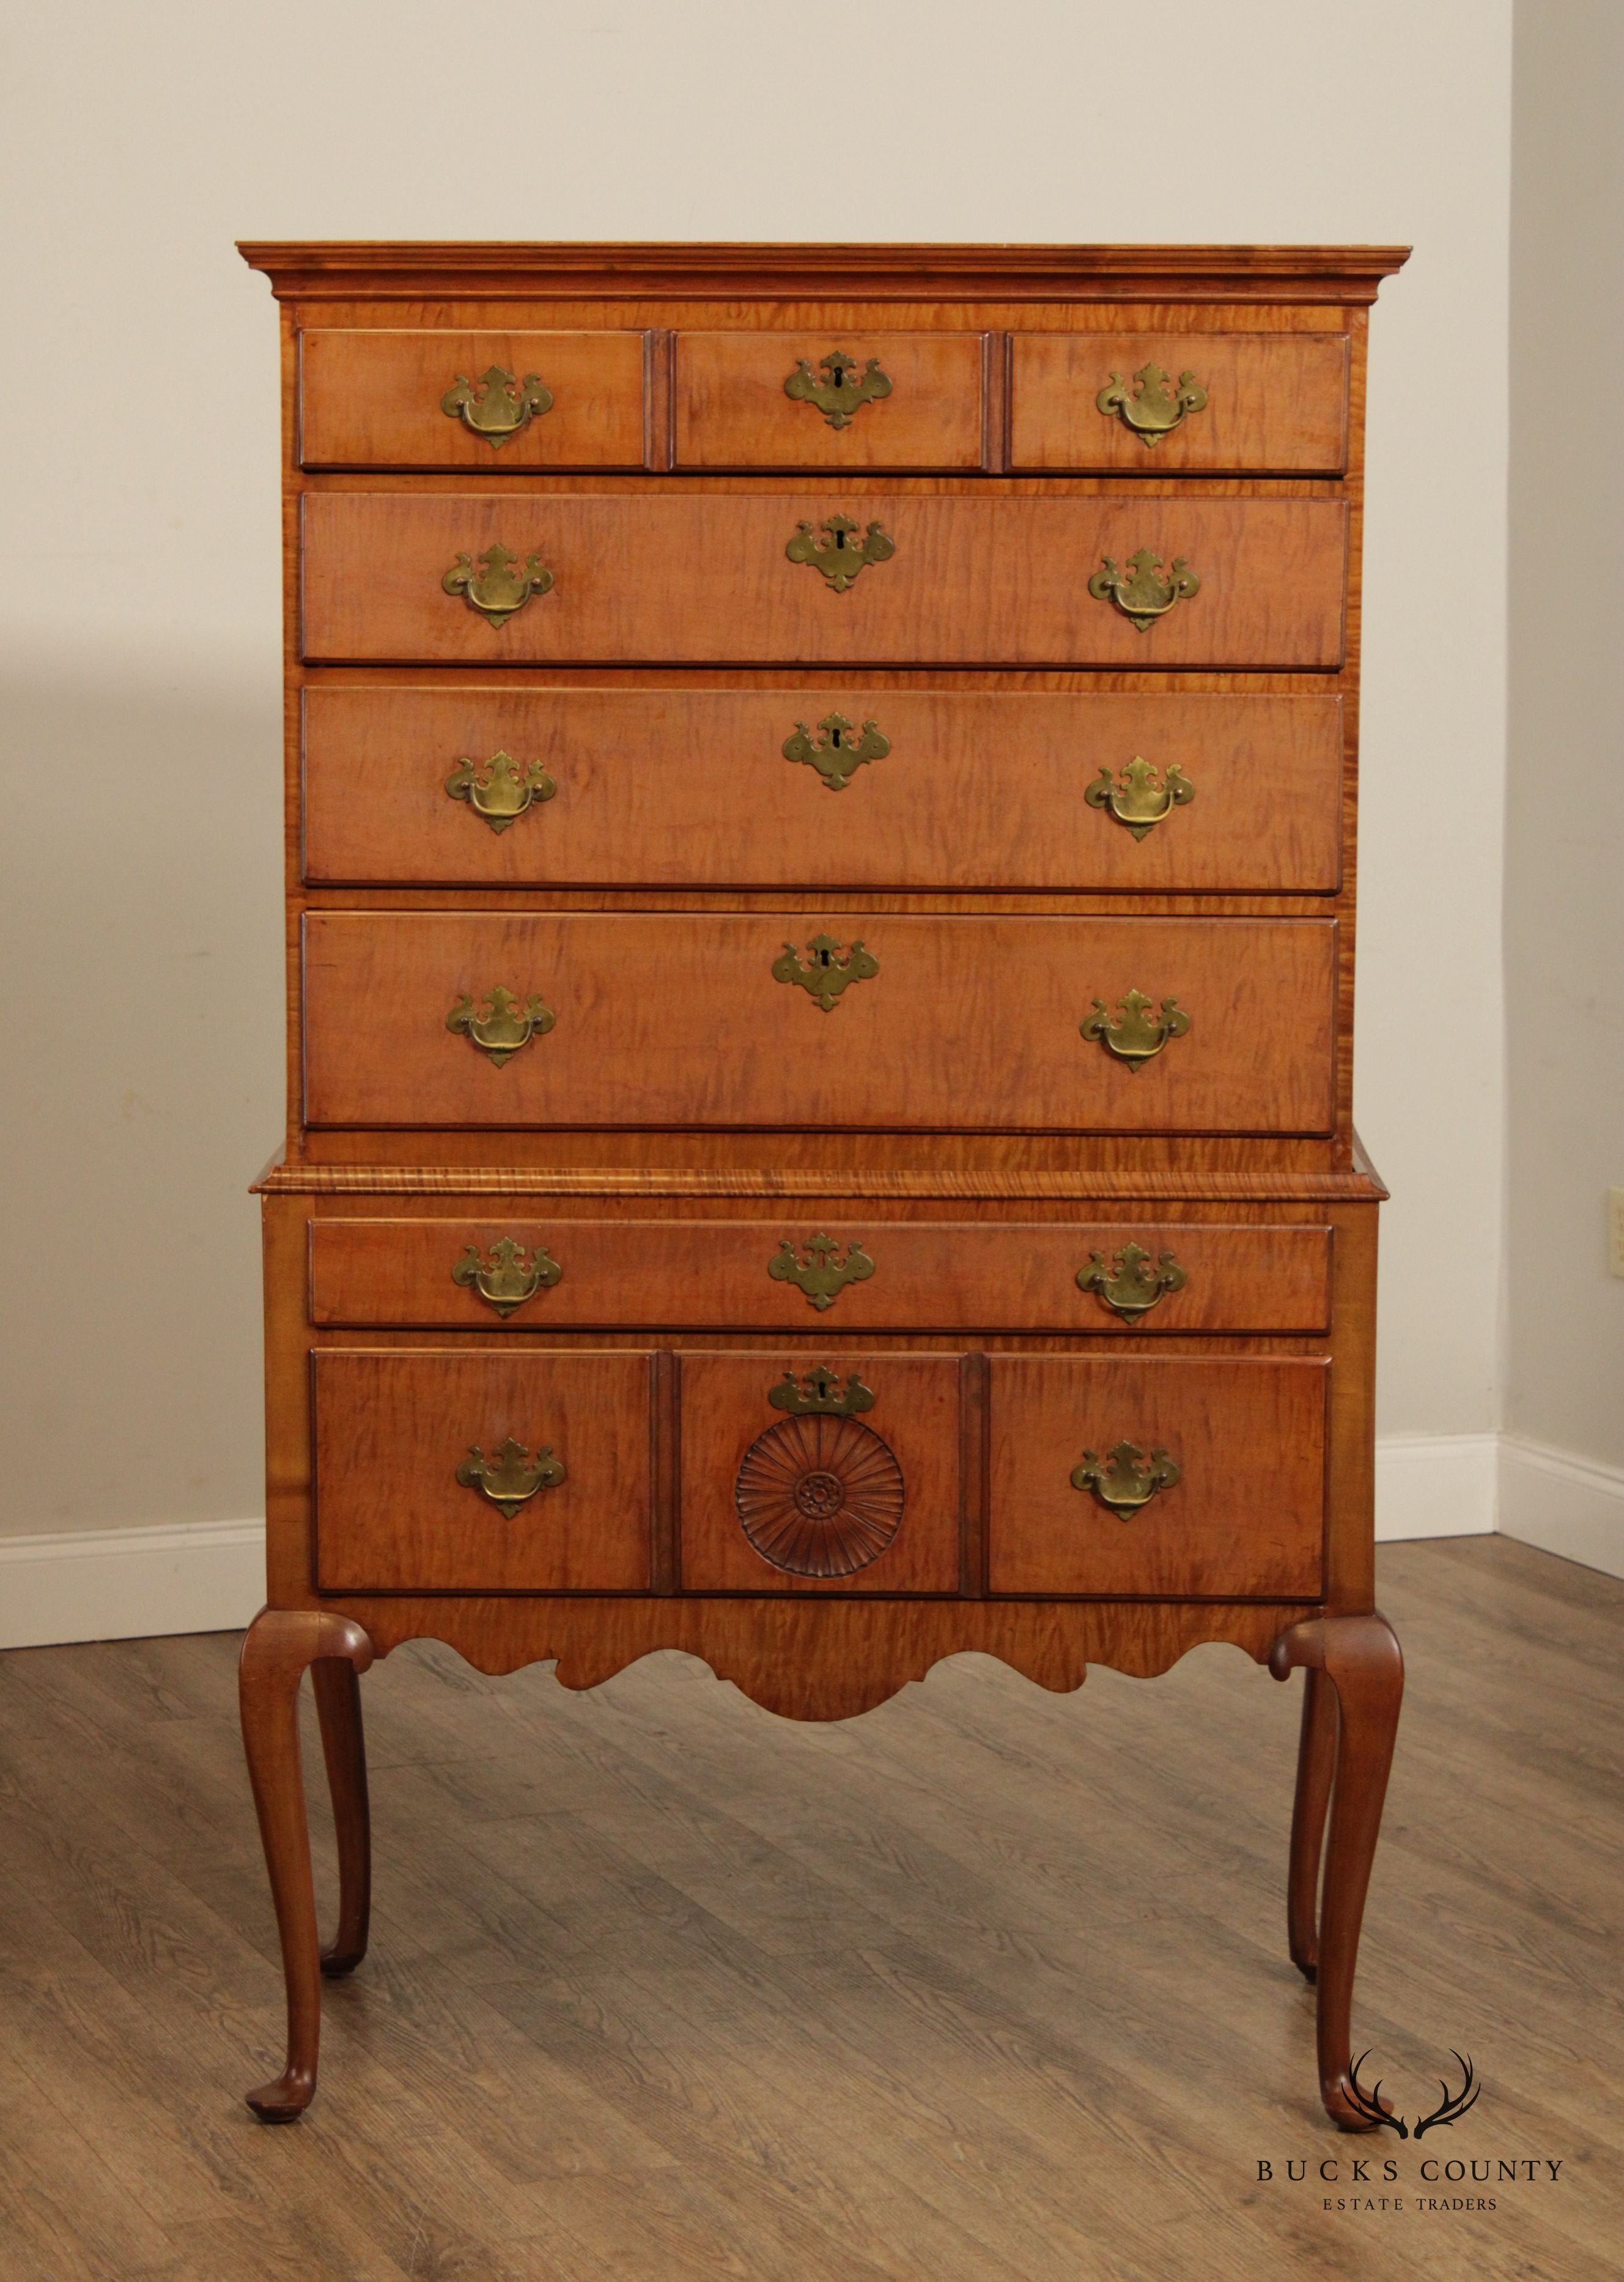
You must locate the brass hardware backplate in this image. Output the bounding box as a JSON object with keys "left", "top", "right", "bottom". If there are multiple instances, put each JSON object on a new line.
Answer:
{"left": 768, "top": 1233, "right": 876, "bottom": 1312}
{"left": 1096, "top": 362, "right": 1208, "bottom": 445}
{"left": 456, "top": 1436, "right": 567, "bottom": 1514}
{"left": 446, "top": 985, "right": 556, "bottom": 1066}
{"left": 452, "top": 1237, "right": 563, "bottom": 1318}
{"left": 772, "top": 933, "right": 879, "bottom": 1010}
{"left": 769, "top": 1365, "right": 876, "bottom": 1417}
{"left": 782, "top": 713, "right": 890, "bottom": 791}
{"left": 1077, "top": 1242, "right": 1187, "bottom": 1322}
{"left": 440, "top": 365, "right": 553, "bottom": 445}
{"left": 1071, "top": 1439, "right": 1181, "bottom": 1518}
{"left": 1085, "top": 755, "right": 1195, "bottom": 840}
{"left": 785, "top": 516, "right": 895, "bottom": 592}
{"left": 445, "top": 750, "right": 557, "bottom": 832}
{"left": 442, "top": 544, "right": 555, "bottom": 627}
{"left": 783, "top": 350, "right": 894, "bottom": 429}
{"left": 1080, "top": 990, "right": 1191, "bottom": 1068}
{"left": 1087, "top": 550, "right": 1200, "bottom": 632}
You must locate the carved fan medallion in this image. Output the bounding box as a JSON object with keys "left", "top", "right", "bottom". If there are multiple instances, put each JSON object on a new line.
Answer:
{"left": 734, "top": 1413, "right": 904, "bottom": 1578}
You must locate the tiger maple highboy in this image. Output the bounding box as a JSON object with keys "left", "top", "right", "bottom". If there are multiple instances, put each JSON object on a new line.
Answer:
{"left": 238, "top": 238, "right": 1408, "bottom": 2130}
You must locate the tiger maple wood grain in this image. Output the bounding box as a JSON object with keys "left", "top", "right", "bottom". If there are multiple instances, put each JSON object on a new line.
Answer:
{"left": 1009, "top": 332, "right": 1350, "bottom": 472}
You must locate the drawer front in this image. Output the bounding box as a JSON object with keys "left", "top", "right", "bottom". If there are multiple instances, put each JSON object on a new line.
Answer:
{"left": 309, "top": 1218, "right": 1332, "bottom": 1335}
{"left": 678, "top": 1352, "right": 963, "bottom": 1593}
{"left": 674, "top": 332, "right": 984, "bottom": 468}
{"left": 298, "top": 330, "right": 649, "bottom": 469}
{"left": 988, "top": 1356, "right": 1327, "bottom": 1597}
{"left": 302, "top": 687, "right": 1343, "bottom": 894}
{"left": 301, "top": 911, "right": 1338, "bottom": 1135}
{"left": 1009, "top": 333, "right": 1349, "bottom": 473}
{"left": 301, "top": 494, "right": 1347, "bottom": 668}
{"left": 312, "top": 1349, "right": 652, "bottom": 1592}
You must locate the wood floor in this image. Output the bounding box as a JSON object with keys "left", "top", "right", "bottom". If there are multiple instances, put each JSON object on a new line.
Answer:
{"left": 0, "top": 1536, "right": 1618, "bottom": 2282}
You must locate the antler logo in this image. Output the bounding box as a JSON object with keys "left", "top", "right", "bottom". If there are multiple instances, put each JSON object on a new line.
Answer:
{"left": 1345, "top": 2051, "right": 1481, "bottom": 2139}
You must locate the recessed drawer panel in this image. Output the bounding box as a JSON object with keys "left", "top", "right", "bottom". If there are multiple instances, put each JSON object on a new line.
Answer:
{"left": 673, "top": 332, "right": 985, "bottom": 468}
{"left": 677, "top": 1351, "right": 963, "bottom": 1593}
{"left": 988, "top": 1355, "right": 1327, "bottom": 1598}
{"left": 309, "top": 1218, "right": 1333, "bottom": 1335}
{"left": 301, "top": 687, "right": 1343, "bottom": 895}
{"left": 312, "top": 1349, "right": 653, "bottom": 1593}
{"left": 301, "top": 911, "right": 1339, "bottom": 1135}
{"left": 1009, "top": 333, "right": 1349, "bottom": 473}
{"left": 298, "top": 330, "right": 649, "bottom": 469}
{"left": 300, "top": 494, "right": 1348, "bottom": 669}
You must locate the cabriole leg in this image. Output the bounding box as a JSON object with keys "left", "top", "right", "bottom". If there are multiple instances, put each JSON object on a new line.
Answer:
{"left": 1287, "top": 1664, "right": 1337, "bottom": 1981}
{"left": 312, "top": 1656, "right": 372, "bottom": 1976}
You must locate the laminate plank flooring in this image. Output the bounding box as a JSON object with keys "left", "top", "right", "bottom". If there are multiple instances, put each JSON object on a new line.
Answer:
{"left": 0, "top": 1538, "right": 1618, "bottom": 2282}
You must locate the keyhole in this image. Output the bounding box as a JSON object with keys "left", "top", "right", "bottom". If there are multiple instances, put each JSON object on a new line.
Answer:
{"left": 834, "top": 527, "right": 847, "bottom": 549}
{"left": 816, "top": 946, "right": 833, "bottom": 969}
{"left": 830, "top": 725, "right": 844, "bottom": 748}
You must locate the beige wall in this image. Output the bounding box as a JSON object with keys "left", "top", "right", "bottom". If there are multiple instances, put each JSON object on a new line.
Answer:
{"left": 0, "top": 1, "right": 1511, "bottom": 1538}
{"left": 1505, "top": 1, "right": 1624, "bottom": 1466}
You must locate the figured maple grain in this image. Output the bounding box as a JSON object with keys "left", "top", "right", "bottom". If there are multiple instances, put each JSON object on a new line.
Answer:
{"left": 300, "top": 493, "right": 1348, "bottom": 669}
{"left": 1009, "top": 333, "right": 1349, "bottom": 472}
{"left": 987, "top": 1354, "right": 1327, "bottom": 1598}
{"left": 673, "top": 332, "right": 985, "bottom": 468}
{"left": 300, "top": 911, "right": 1339, "bottom": 1135}
{"left": 300, "top": 686, "right": 1344, "bottom": 894}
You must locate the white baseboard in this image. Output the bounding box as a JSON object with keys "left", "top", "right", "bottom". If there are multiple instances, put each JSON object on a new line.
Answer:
{"left": 0, "top": 1520, "right": 265, "bottom": 1651}
{"left": 1499, "top": 1434, "right": 1624, "bottom": 1580}
{"left": 1375, "top": 1432, "right": 1499, "bottom": 1542}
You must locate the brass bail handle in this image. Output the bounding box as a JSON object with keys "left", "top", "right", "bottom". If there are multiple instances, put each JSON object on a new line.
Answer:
{"left": 446, "top": 985, "right": 556, "bottom": 1067}
{"left": 1085, "top": 755, "right": 1195, "bottom": 840}
{"left": 1096, "top": 362, "right": 1208, "bottom": 445}
{"left": 445, "top": 750, "right": 556, "bottom": 833}
{"left": 441, "top": 365, "right": 553, "bottom": 444}
{"left": 1071, "top": 1440, "right": 1181, "bottom": 1519}
{"left": 456, "top": 1436, "right": 567, "bottom": 1514}
{"left": 452, "top": 1237, "right": 563, "bottom": 1319}
{"left": 1080, "top": 990, "right": 1191, "bottom": 1068}
{"left": 1077, "top": 1243, "right": 1187, "bottom": 1322}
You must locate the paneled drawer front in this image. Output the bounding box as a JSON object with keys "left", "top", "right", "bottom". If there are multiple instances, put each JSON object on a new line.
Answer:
{"left": 988, "top": 1356, "right": 1327, "bottom": 1598}
{"left": 309, "top": 1218, "right": 1333, "bottom": 1334}
{"left": 300, "top": 494, "right": 1348, "bottom": 668}
{"left": 1009, "top": 333, "right": 1349, "bottom": 473}
{"left": 301, "top": 911, "right": 1338, "bottom": 1135}
{"left": 312, "top": 1349, "right": 652, "bottom": 1592}
{"left": 298, "top": 330, "right": 649, "bottom": 469}
{"left": 302, "top": 687, "right": 1343, "bottom": 894}
{"left": 673, "top": 332, "right": 985, "bottom": 467}
{"left": 677, "top": 1352, "right": 963, "bottom": 1593}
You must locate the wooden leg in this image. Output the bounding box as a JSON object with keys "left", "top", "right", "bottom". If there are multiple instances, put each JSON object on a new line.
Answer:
{"left": 312, "top": 1658, "right": 371, "bottom": 1977}
{"left": 238, "top": 1608, "right": 374, "bottom": 2123}
{"left": 1270, "top": 1613, "right": 1403, "bottom": 2132}
{"left": 1286, "top": 1665, "right": 1337, "bottom": 1982}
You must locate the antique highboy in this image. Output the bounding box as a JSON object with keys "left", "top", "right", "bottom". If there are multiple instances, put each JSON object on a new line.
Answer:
{"left": 237, "top": 239, "right": 1409, "bottom": 2128}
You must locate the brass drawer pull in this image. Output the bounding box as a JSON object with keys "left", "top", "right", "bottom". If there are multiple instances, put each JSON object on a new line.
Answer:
{"left": 452, "top": 1237, "right": 563, "bottom": 1318}
{"left": 446, "top": 985, "right": 555, "bottom": 1066}
{"left": 1085, "top": 755, "right": 1195, "bottom": 839}
{"left": 440, "top": 365, "right": 553, "bottom": 444}
{"left": 1096, "top": 362, "right": 1208, "bottom": 445}
{"left": 1081, "top": 990, "right": 1190, "bottom": 1068}
{"left": 772, "top": 932, "right": 879, "bottom": 1010}
{"left": 1071, "top": 1439, "right": 1181, "bottom": 1519}
{"left": 769, "top": 1365, "right": 876, "bottom": 1417}
{"left": 1087, "top": 550, "right": 1200, "bottom": 631}
{"left": 783, "top": 712, "right": 890, "bottom": 791}
{"left": 783, "top": 349, "right": 893, "bottom": 429}
{"left": 456, "top": 1436, "right": 566, "bottom": 1514}
{"left": 768, "top": 1233, "right": 876, "bottom": 1312}
{"left": 1077, "top": 1242, "right": 1187, "bottom": 1321}
{"left": 442, "top": 544, "right": 555, "bottom": 628}
{"left": 786, "top": 516, "right": 895, "bottom": 592}
{"left": 445, "top": 750, "right": 556, "bottom": 832}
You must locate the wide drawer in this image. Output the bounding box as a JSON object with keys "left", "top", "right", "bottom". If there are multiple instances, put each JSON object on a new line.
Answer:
{"left": 673, "top": 332, "right": 985, "bottom": 468}
{"left": 309, "top": 1218, "right": 1333, "bottom": 1334}
{"left": 301, "top": 911, "right": 1339, "bottom": 1134}
{"left": 298, "top": 330, "right": 649, "bottom": 469}
{"left": 987, "top": 1355, "right": 1326, "bottom": 1598}
{"left": 1009, "top": 333, "right": 1350, "bottom": 473}
{"left": 311, "top": 1349, "right": 654, "bottom": 1592}
{"left": 301, "top": 687, "right": 1343, "bottom": 894}
{"left": 677, "top": 1352, "right": 963, "bottom": 1593}
{"left": 300, "top": 494, "right": 1348, "bottom": 668}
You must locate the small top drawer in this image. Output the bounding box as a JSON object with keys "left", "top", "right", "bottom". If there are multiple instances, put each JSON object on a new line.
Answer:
{"left": 298, "top": 330, "right": 649, "bottom": 469}
{"left": 1009, "top": 333, "right": 1349, "bottom": 473}
{"left": 674, "top": 332, "right": 985, "bottom": 469}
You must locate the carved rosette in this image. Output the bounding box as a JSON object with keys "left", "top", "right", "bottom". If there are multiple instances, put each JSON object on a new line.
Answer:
{"left": 734, "top": 1413, "right": 904, "bottom": 1578}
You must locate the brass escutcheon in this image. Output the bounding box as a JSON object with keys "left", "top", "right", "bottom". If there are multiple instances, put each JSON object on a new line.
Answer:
{"left": 782, "top": 713, "right": 890, "bottom": 791}
{"left": 772, "top": 932, "right": 879, "bottom": 1011}
{"left": 1087, "top": 550, "right": 1200, "bottom": 632}
{"left": 769, "top": 1365, "right": 876, "bottom": 1417}
{"left": 1080, "top": 990, "right": 1192, "bottom": 1069}
{"left": 768, "top": 1233, "right": 876, "bottom": 1313}
{"left": 1076, "top": 1242, "right": 1187, "bottom": 1322}
{"left": 1071, "top": 1439, "right": 1181, "bottom": 1519}
{"left": 440, "top": 365, "right": 554, "bottom": 445}
{"left": 1085, "top": 755, "right": 1195, "bottom": 840}
{"left": 1096, "top": 362, "right": 1208, "bottom": 445}
{"left": 442, "top": 543, "right": 555, "bottom": 628}
{"left": 785, "top": 515, "right": 895, "bottom": 593}
{"left": 446, "top": 985, "right": 556, "bottom": 1067}
{"left": 456, "top": 1436, "right": 567, "bottom": 1514}
{"left": 783, "top": 350, "right": 894, "bottom": 429}
{"left": 445, "top": 750, "right": 557, "bottom": 833}
{"left": 452, "top": 1237, "right": 563, "bottom": 1319}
